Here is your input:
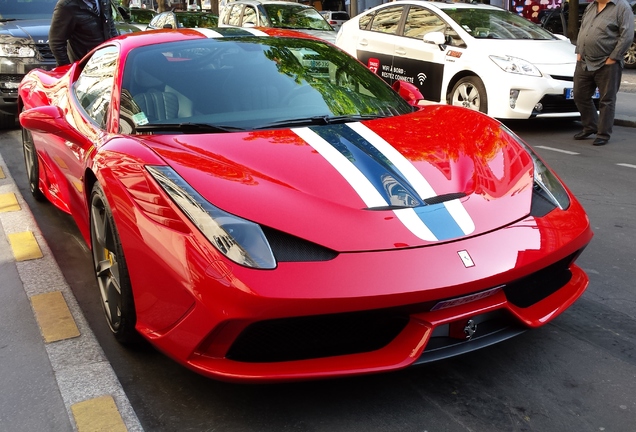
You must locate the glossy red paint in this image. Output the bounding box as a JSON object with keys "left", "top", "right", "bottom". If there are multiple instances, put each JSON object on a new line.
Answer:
{"left": 18, "top": 29, "right": 593, "bottom": 382}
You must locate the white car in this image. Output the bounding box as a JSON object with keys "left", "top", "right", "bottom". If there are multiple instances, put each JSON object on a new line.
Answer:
{"left": 219, "top": 0, "right": 337, "bottom": 43}
{"left": 336, "top": 1, "right": 593, "bottom": 120}
{"left": 320, "top": 10, "right": 350, "bottom": 31}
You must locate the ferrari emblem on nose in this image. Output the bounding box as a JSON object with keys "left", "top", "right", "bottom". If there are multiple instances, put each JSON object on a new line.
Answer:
{"left": 458, "top": 250, "right": 475, "bottom": 268}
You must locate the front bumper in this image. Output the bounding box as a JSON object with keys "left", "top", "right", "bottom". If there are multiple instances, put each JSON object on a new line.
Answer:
{"left": 116, "top": 186, "right": 592, "bottom": 382}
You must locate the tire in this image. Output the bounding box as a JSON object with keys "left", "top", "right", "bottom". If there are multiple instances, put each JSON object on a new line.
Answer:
{"left": 90, "top": 182, "right": 140, "bottom": 346}
{"left": 449, "top": 76, "right": 488, "bottom": 114}
{"left": 0, "top": 112, "right": 16, "bottom": 129}
{"left": 624, "top": 38, "right": 636, "bottom": 69}
{"left": 22, "top": 127, "right": 47, "bottom": 202}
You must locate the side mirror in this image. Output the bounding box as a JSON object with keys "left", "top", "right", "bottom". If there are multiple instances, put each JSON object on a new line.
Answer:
{"left": 392, "top": 81, "right": 424, "bottom": 106}
{"left": 163, "top": 23, "right": 174, "bottom": 28}
{"left": 20, "top": 106, "right": 86, "bottom": 143}
{"left": 423, "top": 31, "right": 446, "bottom": 50}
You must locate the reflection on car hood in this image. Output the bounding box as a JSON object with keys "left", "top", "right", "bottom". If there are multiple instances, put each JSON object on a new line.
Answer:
{"left": 0, "top": 19, "right": 51, "bottom": 42}
{"left": 295, "top": 29, "right": 337, "bottom": 43}
{"left": 143, "top": 107, "right": 535, "bottom": 251}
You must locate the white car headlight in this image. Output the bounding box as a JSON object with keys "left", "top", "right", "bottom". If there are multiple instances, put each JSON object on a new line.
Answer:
{"left": 489, "top": 55, "right": 542, "bottom": 77}
{"left": 0, "top": 43, "right": 36, "bottom": 58}
{"left": 147, "top": 165, "right": 276, "bottom": 269}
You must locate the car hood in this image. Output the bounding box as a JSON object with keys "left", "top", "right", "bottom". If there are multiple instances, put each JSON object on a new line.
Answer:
{"left": 142, "top": 107, "right": 535, "bottom": 251}
{"left": 0, "top": 19, "right": 51, "bottom": 43}
{"left": 475, "top": 38, "right": 576, "bottom": 65}
{"left": 295, "top": 29, "right": 337, "bottom": 43}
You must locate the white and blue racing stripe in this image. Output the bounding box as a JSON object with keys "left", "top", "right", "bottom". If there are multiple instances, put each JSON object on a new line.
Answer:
{"left": 192, "top": 27, "right": 269, "bottom": 38}
{"left": 294, "top": 124, "right": 475, "bottom": 242}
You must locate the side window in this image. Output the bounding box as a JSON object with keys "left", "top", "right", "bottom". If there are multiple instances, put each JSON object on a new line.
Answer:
{"left": 359, "top": 12, "right": 374, "bottom": 30}
{"left": 73, "top": 45, "right": 118, "bottom": 129}
{"left": 369, "top": 6, "right": 404, "bottom": 35}
{"left": 403, "top": 7, "right": 445, "bottom": 39}
{"left": 227, "top": 5, "right": 243, "bottom": 26}
{"left": 242, "top": 6, "right": 257, "bottom": 25}
{"left": 404, "top": 7, "right": 465, "bottom": 47}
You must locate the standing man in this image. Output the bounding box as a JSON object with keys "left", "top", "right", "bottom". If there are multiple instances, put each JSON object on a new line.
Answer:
{"left": 49, "top": 0, "right": 119, "bottom": 67}
{"left": 573, "top": 0, "right": 634, "bottom": 146}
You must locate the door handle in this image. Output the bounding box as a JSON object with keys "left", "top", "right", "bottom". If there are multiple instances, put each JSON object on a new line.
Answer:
{"left": 395, "top": 47, "right": 406, "bottom": 56}
{"left": 359, "top": 39, "right": 368, "bottom": 47}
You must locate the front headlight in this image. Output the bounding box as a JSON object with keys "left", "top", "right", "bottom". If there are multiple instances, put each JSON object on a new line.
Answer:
{"left": 0, "top": 43, "right": 36, "bottom": 58}
{"left": 529, "top": 151, "right": 570, "bottom": 210}
{"left": 504, "top": 128, "right": 570, "bottom": 211}
{"left": 147, "top": 165, "right": 276, "bottom": 269}
{"left": 489, "top": 55, "right": 542, "bottom": 77}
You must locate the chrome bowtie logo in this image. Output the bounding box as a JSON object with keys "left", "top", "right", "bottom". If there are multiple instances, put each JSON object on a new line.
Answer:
{"left": 464, "top": 319, "right": 477, "bottom": 340}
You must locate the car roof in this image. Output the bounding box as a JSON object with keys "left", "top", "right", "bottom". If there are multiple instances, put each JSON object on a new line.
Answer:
{"left": 380, "top": 0, "right": 502, "bottom": 12}
{"left": 229, "top": 0, "right": 311, "bottom": 5}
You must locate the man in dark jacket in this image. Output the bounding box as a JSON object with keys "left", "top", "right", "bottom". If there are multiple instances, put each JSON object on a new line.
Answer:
{"left": 49, "top": 0, "right": 119, "bottom": 66}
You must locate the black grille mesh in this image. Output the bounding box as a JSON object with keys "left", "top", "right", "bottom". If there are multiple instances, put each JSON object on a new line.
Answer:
{"left": 226, "top": 310, "right": 410, "bottom": 363}
{"left": 503, "top": 251, "right": 578, "bottom": 308}
{"left": 261, "top": 226, "right": 338, "bottom": 262}
{"left": 35, "top": 43, "right": 55, "bottom": 60}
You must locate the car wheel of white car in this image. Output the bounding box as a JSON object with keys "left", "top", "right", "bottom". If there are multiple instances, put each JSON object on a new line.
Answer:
{"left": 22, "top": 125, "right": 46, "bottom": 202}
{"left": 450, "top": 76, "right": 488, "bottom": 114}
{"left": 90, "top": 182, "right": 140, "bottom": 346}
{"left": 624, "top": 39, "right": 636, "bottom": 69}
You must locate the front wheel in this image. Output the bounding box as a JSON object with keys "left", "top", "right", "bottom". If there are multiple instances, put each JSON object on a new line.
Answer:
{"left": 449, "top": 76, "right": 488, "bottom": 114}
{"left": 22, "top": 126, "right": 46, "bottom": 202}
{"left": 624, "top": 39, "right": 636, "bottom": 69}
{"left": 90, "top": 182, "right": 140, "bottom": 346}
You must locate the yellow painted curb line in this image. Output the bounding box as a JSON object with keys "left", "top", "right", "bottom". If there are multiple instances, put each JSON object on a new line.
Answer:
{"left": 0, "top": 166, "right": 5, "bottom": 179}
{"left": 71, "top": 395, "right": 128, "bottom": 432}
{"left": 7, "top": 231, "right": 43, "bottom": 261}
{"left": 31, "top": 291, "right": 80, "bottom": 343}
{"left": 0, "top": 192, "right": 20, "bottom": 212}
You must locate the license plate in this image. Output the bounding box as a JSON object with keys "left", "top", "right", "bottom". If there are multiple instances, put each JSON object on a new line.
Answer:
{"left": 430, "top": 286, "right": 503, "bottom": 311}
{"left": 565, "top": 87, "right": 600, "bottom": 100}
{"left": 302, "top": 59, "right": 329, "bottom": 69}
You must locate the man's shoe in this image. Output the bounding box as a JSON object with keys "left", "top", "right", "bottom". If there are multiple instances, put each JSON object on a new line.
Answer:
{"left": 592, "top": 138, "right": 609, "bottom": 146}
{"left": 574, "top": 131, "right": 597, "bottom": 140}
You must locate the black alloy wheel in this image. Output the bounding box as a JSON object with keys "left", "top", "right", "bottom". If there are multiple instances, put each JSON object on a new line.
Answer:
{"left": 90, "top": 182, "right": 139, "bottom": 345}
{"left": 22, "top": 126, "right": 46, "bottom": 202}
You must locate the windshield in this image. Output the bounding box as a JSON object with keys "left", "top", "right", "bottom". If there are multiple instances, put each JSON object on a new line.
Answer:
{"left": 175, "top": 12, "right": 218, "bottom": 28}
{"left": 120, "top": 37, "right": 412, "bottom": 133}
{"left": 444, "top": 8, "right": 556, "bottom": 40}
{"left": 0, "top": 0, "right": 57, "bottom": 20}
{"left": 263, "top": 4, "right": 333, "bottom": 31}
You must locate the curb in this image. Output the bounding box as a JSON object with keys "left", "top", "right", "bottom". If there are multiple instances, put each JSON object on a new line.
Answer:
{"left": 0, "top": 154, "right": 143, "bottom": 432}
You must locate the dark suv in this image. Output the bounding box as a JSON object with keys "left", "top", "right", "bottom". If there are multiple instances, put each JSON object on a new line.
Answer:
{"left": 0, "top": 0, "right": 138, "bottom": 128}
{"left": 0, "top": 0, "right": 57, "bottom": 128}
{"left": 540, "top": 1, "right": 636, "bottom": 70}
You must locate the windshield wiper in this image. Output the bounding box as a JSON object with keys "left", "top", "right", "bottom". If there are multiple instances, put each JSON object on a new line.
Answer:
{"left": 135, "top": 122, "right": 244, "bottom": 134}
{"left": 254, "top": 114, "right": 385, "bottom": 130}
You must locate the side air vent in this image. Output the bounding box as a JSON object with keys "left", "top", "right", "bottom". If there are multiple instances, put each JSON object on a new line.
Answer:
{"left": 261, "top": 226, "right": 338, "bottom": 262}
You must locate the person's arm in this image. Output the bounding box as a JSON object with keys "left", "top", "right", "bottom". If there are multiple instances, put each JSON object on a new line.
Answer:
{"left": 49, "top": 3, "right": 74, "bottom": 66}
{"left": 106, "top": 0, "right": 119, "bottom": 38}
{"left": 609, "top": 2, "right": 635, "bottom": 63}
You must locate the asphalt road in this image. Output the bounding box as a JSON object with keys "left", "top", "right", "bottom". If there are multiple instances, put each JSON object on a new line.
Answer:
{"left": 1, "top": 79, "right": 635, "bottom": 431}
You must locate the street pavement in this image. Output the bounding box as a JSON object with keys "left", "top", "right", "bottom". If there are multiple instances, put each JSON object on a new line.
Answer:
{"left": 0, "top": 84, "right": 634, "bottom": 431}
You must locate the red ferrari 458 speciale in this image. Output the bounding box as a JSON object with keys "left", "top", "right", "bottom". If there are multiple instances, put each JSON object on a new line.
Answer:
{"left": 18, "top": 27, "right": 592, "bottom": 382}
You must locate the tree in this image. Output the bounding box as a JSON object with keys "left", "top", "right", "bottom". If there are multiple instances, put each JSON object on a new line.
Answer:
{"left": 567, "top": 0, "right": 580, "bottom": 43}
